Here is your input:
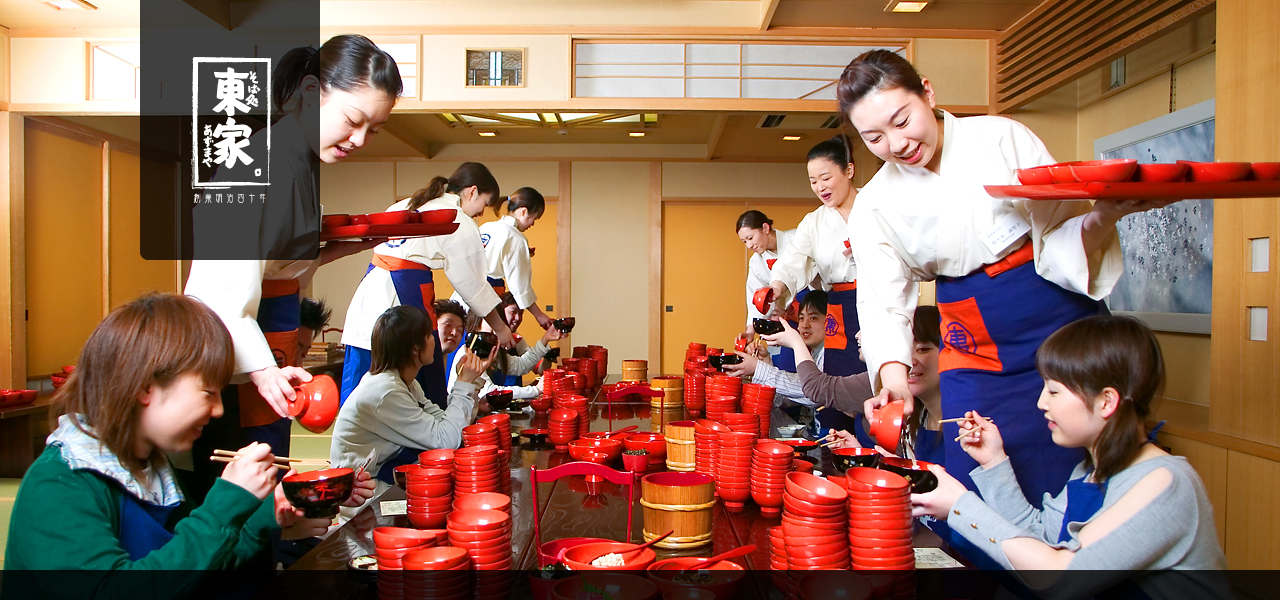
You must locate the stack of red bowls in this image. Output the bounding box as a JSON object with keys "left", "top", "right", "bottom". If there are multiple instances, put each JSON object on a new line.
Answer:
{"left": 579, "top": 357, "right": 599, "bottom": 395}
{"left": 750, "top": 441, "right": 793, "bottom": 513}
{"left": 562, "top": 357, "right": 581, "bottom": 373}
{"left": 588, "top": 346, "right": 608, "bottom": 387}
{"left": 716, "top": 430, "right": 756, "bottom": 508}
{"left": 766, "top": 525, "right": 797, "bottom": 597}
{"left": 400, "top": 548, "right": 471, "bottom": 600}
{"left": 462, "top": 423, "right": 500, "bottom": 448}
{"left": 453, "top": 444, "right": 501, "bottom": 497}
{"left": 705, "top": 375, "right": 741, "bottom": 421}
{"left": 548, "top": 408, "right": 579, "bottom": 450}
{"left": 573, "top": 346, "right": 590, "bottom": 358}
{"left": 554, "top": 393, "right": 590, "bottom": 438}
{"left": 405, "top": 466, "right": 453, "bottom": 528}
{"left": 683, "top": 371, "right": 706, "bottom": 416}
{"left": 453, "top": 491, "right": 511, "bottom": 514}
{"left": 372, "top": 526, "right": 443, "bottom": 571}
{"left": 685, "top": 341, "right": 707, "bottom": 360}
{"left": 846, "top": 468, "right": 914, "bottom": 571}
{"left": 693, "top": 419, "right": 729, "bottom": 479}
{"left": 537, "top": 369, "right": 571, "bottom": 412}
{"left": 446, "top": 509, "right": 512, "bottom": 570}
{"left": 782, "top": 471, "right": 850, "bottom": 570}
{"left": 798, "top": 572, "right": 874, "bottom": 600}
{"left": 478, "top": 414, "right": 513, "bottom": 494}
{"left": 741, "top": 383, "right": 776, "bottom": 438}
{"left": 723, "top": 412, "right": 760, "bottom": 439}
{"left": 419, "top": 448, "right": 455, "bottom": 470}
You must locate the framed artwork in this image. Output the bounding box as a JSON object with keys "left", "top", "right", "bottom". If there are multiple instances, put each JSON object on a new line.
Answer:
{"left": 1095, "top": 98, "right": 1215, "bottom": 334}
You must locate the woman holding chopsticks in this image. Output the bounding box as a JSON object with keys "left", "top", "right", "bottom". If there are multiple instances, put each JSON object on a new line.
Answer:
{"left": 4, "top": 294, "right": 372, "bottom": 594}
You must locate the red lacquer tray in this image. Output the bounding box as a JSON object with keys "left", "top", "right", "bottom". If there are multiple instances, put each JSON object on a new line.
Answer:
{"left": 320, "top": 221, "right": 459, "bottom": 241}
{"left": 986, "top": 180, "right": 1280, "bottom": 201}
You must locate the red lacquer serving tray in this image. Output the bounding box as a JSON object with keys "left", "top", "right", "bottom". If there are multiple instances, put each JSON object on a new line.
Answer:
{"left": 321, "top": 221, "right": 459, "bottom": 241}
{"left": 985, "top": 180, "right": 1280, "bottom": 201}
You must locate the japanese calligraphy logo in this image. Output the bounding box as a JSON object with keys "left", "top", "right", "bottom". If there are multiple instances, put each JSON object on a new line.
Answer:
{"left": 192, "top": 58, "right": 270, "bottom": 188}
{"left": 944, "top": 322, "right": 976, "bottom": 354}
{"left": 937, "top": 297, "right": 1004, "bottom": 374}
{"left": 824, "top": 314, "right": 839, "bottom": 337}
{"left": 480, "top": 232, "right": 491, "bottom": 247}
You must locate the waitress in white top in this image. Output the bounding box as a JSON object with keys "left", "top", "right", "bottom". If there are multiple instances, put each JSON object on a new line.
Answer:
{"left": 453, "top": 187, "right": 554, "bottom": 330}
{"left": 341, "top": 163, "right": 517, "bottom": 409}
{"left": 840, "top": 50, "right": 1175, "bottom": 505}
{"left": 762, "top": 138, "right": 865, "bottom": 436}
{"left": 184, "top": 35, "right": 400, "bottom": 495}
{"left": 737, "top": 210, "right": 811, "bottom": 372}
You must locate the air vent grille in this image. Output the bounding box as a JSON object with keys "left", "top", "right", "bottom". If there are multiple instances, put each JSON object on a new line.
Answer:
{"left": 821, "top": 116, "right": 842, "bottom": 129}
{"left": 758, "top": 114, "right": 786, "bottom": 128}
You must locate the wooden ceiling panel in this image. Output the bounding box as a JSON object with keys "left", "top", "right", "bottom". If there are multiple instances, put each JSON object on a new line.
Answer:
{"left": 770, "top": 0, "right": 1039, "bottom": 31}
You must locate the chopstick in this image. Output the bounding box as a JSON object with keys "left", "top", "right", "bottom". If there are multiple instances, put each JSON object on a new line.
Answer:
{"left": 938, "top": 417, "right": 997, "bottom": 424}
{"left": 212, "top": 449, "right": 307, "bottom": 463}
{"left": 209, "top": 455, "right": 293, "bottom": 472}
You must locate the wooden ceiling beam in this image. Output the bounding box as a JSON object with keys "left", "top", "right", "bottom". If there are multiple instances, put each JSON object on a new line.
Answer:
{"left": 381, "top": 124, "right": 432, "bottom": 159}
{"left": 182, "top": 0, "right": 233, "bottom": 30}
{"left": 760, "top": 0, "right": 783, "bottom": 31}
{"left": 706, "top": 114, "right": 729, "bottom": 160}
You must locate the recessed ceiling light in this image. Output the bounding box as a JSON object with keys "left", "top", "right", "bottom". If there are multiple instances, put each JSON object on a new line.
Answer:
{"left": 478, "top": 131, "right": 496, "bottom": 137}
{"left": 41, "top": 0, "right": 96, "bottom": 9}
{"left": 629, "top": 131, "right": 645, "bottom": 138}
{"left": 782, "top": 135, "right": 803, "bottom": 141}
{"left": 885, "top": 0, "right": 928, "bottom": 12}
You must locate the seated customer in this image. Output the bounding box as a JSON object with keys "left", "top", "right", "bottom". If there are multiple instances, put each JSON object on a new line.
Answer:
{"left": 4, "top": 294, "right": 353, "bottom": 595}
{"left": 447, "top": 295, "right": 563, "bottom": 400}
{"left": 434, "top": 299, "right": 469, "bottom": 382}
{"left": 331, "top": 305, "right": 493, "bottom": 487}
{"left": 912, "top": 316, "right": 1228, "bottom": 598}
{"left": 295, "top": 297, "right": 333, "bottom": 364}
{"left": 725, "top": 291, "right": 830, "bottom": 433}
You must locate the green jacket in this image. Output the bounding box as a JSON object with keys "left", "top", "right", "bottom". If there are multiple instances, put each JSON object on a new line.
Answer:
{"left": 3, "top": 445, "right": 280, "bottom": 599}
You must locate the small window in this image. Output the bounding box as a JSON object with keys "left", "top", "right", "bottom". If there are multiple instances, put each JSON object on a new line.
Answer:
{"left": 374, "top": 41, "right": 419, "bottom": 99}
{"left": 466, "top": 49, "right": 524, "bottom": 87}
{"left": 1107, "top": 56, "right": 1126, "bottom": 91}
{"left": 90, "top": 42, "right": 140, "bottom": 100}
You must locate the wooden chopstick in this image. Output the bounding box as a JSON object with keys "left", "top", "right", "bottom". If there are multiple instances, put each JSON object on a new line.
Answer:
{"left": 209, "top": 455, "right": 293, "bottom": 471}
{"left": 938, "top": 417, "right": 997, "bottom": 424}
{"left": 212, "top": 449, "right": 306, "bottom": 463}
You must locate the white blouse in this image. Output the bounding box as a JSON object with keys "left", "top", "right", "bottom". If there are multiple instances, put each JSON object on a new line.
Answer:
{"left": 472, "top": 215, "right": 537, "bottom": 310}
{"left": 770, "top": 205, "right": 858, "bottom": 304}
{"left": 341, "top": 193, "right": 501, "bottom": 350}
{"left": 747, "top": 228, "right": 799, "bottom": 321}
{"left": 185, "top": 259, "right": 317, "bottom": 380}
{"left": 850, "top": 111, "right": 1122, "bottom": 389}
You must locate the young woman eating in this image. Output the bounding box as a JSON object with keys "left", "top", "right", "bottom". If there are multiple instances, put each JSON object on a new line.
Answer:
{"left": 331, "top": 305, "right": 493, "bottom": 488}
{"left": 841, "top": 49, "right": 1178, "bottom": 504}
{"left": 911, "top": 316, "right": 1228, "bottom": 598}
{"left": 4, "top": 294, "right": 367, "bottom": 595}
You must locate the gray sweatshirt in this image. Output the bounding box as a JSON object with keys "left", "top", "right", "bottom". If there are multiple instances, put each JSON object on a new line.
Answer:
{"left": 330, "top": 370, "right": 479, "bottom": 475}
{"left": 949, "top": 455, "right": 1229, "bottom": 600}
{"left": 795, "top": 360, "right": 874, "bottom": 417}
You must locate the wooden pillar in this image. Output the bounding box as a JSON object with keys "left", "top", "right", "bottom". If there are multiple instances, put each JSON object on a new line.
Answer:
{"left": 0, "top": 113, "right": 24, "bottom": 389}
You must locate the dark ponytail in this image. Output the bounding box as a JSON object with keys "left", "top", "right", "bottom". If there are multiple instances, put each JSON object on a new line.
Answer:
{"left": 507, "top": 187, "right": 546, "bottom": 219}
{"left": 807, "top": 135, "right": 853, "bottom": 173}
{"left": 1037, "top": 315, "right": 1165, "bottom": 483}
{"left": 407, "top": 162, "right": 501, "bottom": 212}
{"left": 735, "top": 210, "right": 773, "bottom": 233}
{"left": 273, "top": 34, "right": 403, "bottom": 115}
{"left": 836, "top": 50, "right": 927, "bottom": 129}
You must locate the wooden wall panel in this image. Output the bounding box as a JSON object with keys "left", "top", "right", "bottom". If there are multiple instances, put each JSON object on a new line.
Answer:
{"left": 109, "top": 149, "right": 177, "bottom": 307}
{"left": 1211, "top": 0, "right": 1280, "bottom": 447}
{"left": 994, "top": 0, "right": 1215, "bottom": 112}
{"left": 1160, "top": 432, "right": 1228, "bottom": 547}
{"left": 1225, "top": 450, "right": 1280, "bottom": 569}
{"left": 24, "top": 123, "right": 102, "bottom": 378}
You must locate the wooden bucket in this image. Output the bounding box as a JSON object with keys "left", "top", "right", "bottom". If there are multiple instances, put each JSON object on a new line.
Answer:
{"left": 640, "top": 471, "right": 715, "bottom": 549}
{"left": 649, "top": 376, "right": 685, "bottom": 409}
{"left": 621, "top": 359, "right": 648, "bottom": 382}
{"left": 664, "top": 420, "right": 696, "bottom": 471}
{"left": 651, "top": 408, "right": 685, "bottom": 435}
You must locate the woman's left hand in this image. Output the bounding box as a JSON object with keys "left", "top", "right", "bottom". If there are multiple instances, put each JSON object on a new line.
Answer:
{"left": 273, "top": 479, "right": 333, "bottom": 538}
{"left": 343, "top": 470, "right": 376, "bottom": 507}
{"left": 762, "top": 319, "right": 805, "bottom": 350}
{"left": 910, "top": 464, "right": 967, "bottom": 520}
{"left": 541, "top": 326, "right": 565, "bottom": 344}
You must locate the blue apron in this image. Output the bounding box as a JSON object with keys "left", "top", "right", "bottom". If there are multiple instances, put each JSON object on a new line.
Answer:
{"left": 118, "top": 494, "right": 177, "bottom": 561}
{"left": 935, "top": 243, "right": 1100, "bottom": 507}
{"left": 813, "top": 283, "right": 864, "bottom": 438}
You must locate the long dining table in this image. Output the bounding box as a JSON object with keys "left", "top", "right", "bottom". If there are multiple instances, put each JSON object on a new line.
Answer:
{"left": 272, "top": 384, "right": 979, "bottom": 600}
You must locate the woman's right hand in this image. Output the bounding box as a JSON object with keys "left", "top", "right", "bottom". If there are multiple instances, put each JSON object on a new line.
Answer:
{"left": 457, "top": 348, "right": 496, "bottom": 384}
{"left": 864, "top": 363, "right": 913, "bottom": 418}
{"left": 248, "top": 366, "right": 312, "bottom": 419}
{"left": 957, "top": 410, "right": 1007, "bottom": 468}
{"left": 220, "top": 442, "right": 278, "bottom": 500}
{"left": 769, "top": 281, "right": 789, "bottom": 317}
{"left": 762, "top": 319, "right": 805, "bottom": 351}
{"left": 825, "top": 429, "right": 860, "bottom": 449}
